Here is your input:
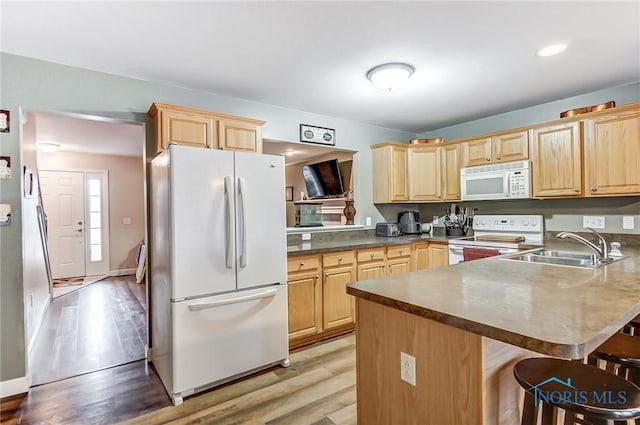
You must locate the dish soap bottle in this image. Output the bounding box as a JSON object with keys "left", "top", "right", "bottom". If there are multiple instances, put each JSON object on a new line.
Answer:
{"left": 609, "top": 242, "right": 623, "bottom": 257}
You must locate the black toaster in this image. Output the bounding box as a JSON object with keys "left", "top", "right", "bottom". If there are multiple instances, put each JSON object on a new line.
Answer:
{"left": 376, "top": 222, "right": 402, "bottom": 237}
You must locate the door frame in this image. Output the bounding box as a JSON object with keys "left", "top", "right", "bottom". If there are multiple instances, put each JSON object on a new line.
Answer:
{"left": 21, "top": 108, "right": 149, "bottom": 382}
{"left": 39, "top": 168, "right": 111, "bottom": 281}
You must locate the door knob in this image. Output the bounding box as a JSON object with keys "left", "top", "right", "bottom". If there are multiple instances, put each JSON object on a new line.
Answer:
{"left": 590, "top": 187, "right": 597, "bottom": 192}
{"left": 77, "top": 221, "right": 83, "bottom": 225}
{"left": 77, "top": 228, "right": 83, "bottom": 232}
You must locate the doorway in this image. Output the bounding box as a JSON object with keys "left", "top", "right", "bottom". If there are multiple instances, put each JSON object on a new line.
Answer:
{"left": 22, "top": 108, "right": 148, "bottom": 385}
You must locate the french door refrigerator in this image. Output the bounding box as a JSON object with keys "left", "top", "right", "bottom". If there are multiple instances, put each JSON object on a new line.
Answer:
{"left": 150, "top": 144, "right": 288, "bottom": 405}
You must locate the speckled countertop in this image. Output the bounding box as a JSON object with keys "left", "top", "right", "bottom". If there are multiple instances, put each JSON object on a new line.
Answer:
{"left": 347, "top": 241, "right": 640, "bottom": 359}
{"left": 287, "top": 234, "right": 453, "bottom": 255}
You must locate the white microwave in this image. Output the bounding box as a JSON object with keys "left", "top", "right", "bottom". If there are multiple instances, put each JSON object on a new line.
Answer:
{"left": 460, "top": 160, "right": 531, "bottom": 201}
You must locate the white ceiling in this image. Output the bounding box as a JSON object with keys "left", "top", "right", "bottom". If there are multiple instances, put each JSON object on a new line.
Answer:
{"left": 33, "top": 111, "right": 144, "bottom": 157}
{"left": 3, "top": 2, "right": 639, "bottom": 133}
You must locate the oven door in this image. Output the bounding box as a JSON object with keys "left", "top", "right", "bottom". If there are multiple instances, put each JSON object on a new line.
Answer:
{"left": 460, "top": 170, "right": 509, "bottom": 201}
{"left": 448, "top": 244, "right": 518, "bottom": 265}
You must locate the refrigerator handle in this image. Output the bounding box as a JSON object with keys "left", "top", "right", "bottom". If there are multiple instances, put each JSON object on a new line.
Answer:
{"left": 224, "top": 175, "right": 234, "bottom": 269}
{"left": 187, "top": 288, "right": 277, "bottom": 310}
{"left": 238, "top": 176, "right": 248, "bottom": 268}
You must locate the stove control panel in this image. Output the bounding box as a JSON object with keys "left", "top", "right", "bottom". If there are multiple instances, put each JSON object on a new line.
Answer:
{"left": 472, "top": 215, "right": 544, "bottom": 232}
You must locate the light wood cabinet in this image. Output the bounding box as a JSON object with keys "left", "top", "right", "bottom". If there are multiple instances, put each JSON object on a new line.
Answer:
{"left": 357, "top": 261, "right": 387, "bottom": 280}
{"left": 413, "top": 243, "right": 430, "bottom": 271}
{"left": 531, "top": 122, "right": 582, "bottom": 198}
{"left": 427, "top": 243, "right": 449, "bottom": 268}
{"left": 461, "top": 131, "right": 528, "bottom": 167}
{"left": 386, "top": 244, "right": 412, "bottom": 276}
{"left": 408, "top": 145, "right": 442, "bottom": 201}
{"left": 323, "top": 263, "right": 356, "bottom": 330}
{"left": 372, "top": 144, "right": 409, "bottom": 203}
{"left": 148, "top": 102, "right": 264, "bottom": 154}
{"left": 441, "top": 143, "right": 462, "bottom": 201}
{"left": 583, "top": 109, "right": 640, "bottom": 196}
{"left": 287, "top": 255, "right": 322, "bottom": 340}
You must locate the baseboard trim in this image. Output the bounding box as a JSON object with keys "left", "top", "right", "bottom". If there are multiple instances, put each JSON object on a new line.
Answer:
{"left": 109, "top": 268, "right": 136, "bottom": 277}
{"left": 0, "top": 376, "right": 29, "bottom": 398}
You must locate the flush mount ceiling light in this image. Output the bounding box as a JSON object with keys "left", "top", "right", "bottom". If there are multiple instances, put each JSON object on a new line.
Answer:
{"left": 366, "top": 63, "right": 415, "bottom": 91}
{"left": 536, "top": 43, "right": 568, "bottom": 57}
{"left": 37, "top": 142, "right": 61, "bottom": 153}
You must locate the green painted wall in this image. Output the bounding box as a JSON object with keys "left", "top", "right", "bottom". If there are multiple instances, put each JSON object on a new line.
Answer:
{"left": 0, "top": 53, "right": 414, "bottom": 382}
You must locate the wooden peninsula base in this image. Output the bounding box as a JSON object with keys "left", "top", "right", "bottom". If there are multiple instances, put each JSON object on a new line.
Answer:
{"left": 355, "top": 299, "right": 538, "bottom": 425}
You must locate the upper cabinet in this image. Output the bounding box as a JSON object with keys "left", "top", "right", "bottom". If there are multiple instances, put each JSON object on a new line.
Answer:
{"left": 372, "top": 144, "right": 409, "bottom": 203}
{"left": 441, "top": 144, "right": 462, "bottom": 201}
{"left": 531, "top": 122, "right": 582, "bottom": 198}
{"left": 148, "top": 103, "right": 265, "bottom": 154}
{"left": 583, "top": 109, "right": 640, "bottom": 196}
{"left": 461, "top": 131, "right": 529, "bottom": 167}
{"left": 408, "top": 145, "right": 441, "bottom": 201}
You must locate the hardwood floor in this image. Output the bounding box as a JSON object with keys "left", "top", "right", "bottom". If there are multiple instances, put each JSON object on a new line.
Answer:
{"left": 28, "top": 275, "right": 147, "bottom": 385}
{"left": 1, "top": 334, "right": 356, "bottom": 425}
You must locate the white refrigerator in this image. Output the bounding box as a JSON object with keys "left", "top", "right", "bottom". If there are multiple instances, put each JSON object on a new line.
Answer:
{"left": 150, "top": 144, "right": 289, "bottom": 405}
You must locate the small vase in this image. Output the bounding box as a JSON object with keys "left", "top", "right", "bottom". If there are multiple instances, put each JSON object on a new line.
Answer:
{"left": 343, "top": 200, "right": 356, "bottom": 225}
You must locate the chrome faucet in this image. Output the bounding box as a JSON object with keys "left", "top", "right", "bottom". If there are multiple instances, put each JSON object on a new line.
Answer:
{"left": 556, "top": 227, "right": 612, "bottom": 264}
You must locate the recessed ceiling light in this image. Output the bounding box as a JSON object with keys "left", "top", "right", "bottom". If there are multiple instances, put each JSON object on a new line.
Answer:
{"left": 37, "top": 142, "right": 61, "bottom": 153}
{"left": 366, "top": 63, "right": 415, "bottom": 91}
{"left": 536, "top": 44, "right": 567, "bottom": 57}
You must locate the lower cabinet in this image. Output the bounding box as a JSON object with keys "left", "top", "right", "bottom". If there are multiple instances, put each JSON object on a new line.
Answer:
{"left": 386, "top": 244, "right": 412, "bottom": 275}
{"left": 413, "top": 242, "right": 430, "bottom": 271}
{"left": 287, "top": 255, "right": 322, "bottom": 340}
{"left": 356, "top": 247, "right": 387, "bottom": 280}
{"left": 428, "top": 243, "right": 449, "bottom": 268}
{"left": 323, "top": 264, "right": 357, "bottom": 330}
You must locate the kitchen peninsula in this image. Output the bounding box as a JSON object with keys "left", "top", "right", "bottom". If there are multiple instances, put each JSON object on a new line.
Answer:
{"left": 346, "top": 245, "right": 640, "bottom": 425}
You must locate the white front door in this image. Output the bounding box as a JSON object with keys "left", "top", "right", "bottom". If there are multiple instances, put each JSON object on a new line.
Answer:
{"left": 40, "top": 170, "right": 86, "bottom": 279}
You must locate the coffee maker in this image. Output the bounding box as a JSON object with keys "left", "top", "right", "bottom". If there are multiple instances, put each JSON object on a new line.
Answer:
{"left": 398, "top": 211, "right": 422, "bottom": 234}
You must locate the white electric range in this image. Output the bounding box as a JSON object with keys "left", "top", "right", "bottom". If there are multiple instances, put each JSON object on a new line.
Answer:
{"left": 448, "top": 215, "right": 544, "bottom": 265}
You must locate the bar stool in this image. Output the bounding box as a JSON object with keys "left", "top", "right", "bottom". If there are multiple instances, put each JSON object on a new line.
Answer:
{"left": 626, "top": 314, "right": 640, "bottom": 336}
{"left": 589, "top": 332, "right": 640, "bottom": 386}
{"left": 514, "top": 357, "right": 640, "bottom": 425}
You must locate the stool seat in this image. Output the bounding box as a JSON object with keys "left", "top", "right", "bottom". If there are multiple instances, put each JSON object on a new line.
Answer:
{"left": 514, "top": 357, "right": 640, "bottom": 421}
{"left": 593, "top": 333, "right": 640, "bottom": 367}
{"left": 630, "top": 314, "right": 640, "bottom": 328}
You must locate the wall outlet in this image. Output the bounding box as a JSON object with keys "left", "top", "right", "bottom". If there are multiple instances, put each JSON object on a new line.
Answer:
{"left": 400, "top": 352, "right": 416, "bottom": 386}
{"left": 583, "top": 216, "right": 605, "bottom": 229}
{"left": 432, "top": 215, "right": 439, "bottom": 225}
{"left": 301, "top": 233, "right": 311, "bottom": 241}
{"left": 623, "top": 216, "right": 635, "bottom": 230}
{"left": 123, "top": 217, "right": 132, "bottom": 225}
{"left": 366, "top": 217, "right": 372, "bottom": 226}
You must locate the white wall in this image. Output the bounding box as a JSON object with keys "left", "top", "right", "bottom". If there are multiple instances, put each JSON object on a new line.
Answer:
{"left": 21, "top": 113, "right": 51, "bottom": 354}
{"left": 38, "top": 151, "right": 145, "bottom": 273}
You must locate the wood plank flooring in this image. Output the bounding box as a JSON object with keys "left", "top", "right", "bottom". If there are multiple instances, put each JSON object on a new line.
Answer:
{"left": 28, "top": 275, "right": 147, "bottom": 385}
{"left": 1, "top": 334, "right": 356, "bottom": 425}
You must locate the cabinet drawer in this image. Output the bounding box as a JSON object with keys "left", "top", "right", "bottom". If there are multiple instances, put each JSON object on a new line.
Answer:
{"left": 357, "top": 247, "right": 386, "bottom": 263}
{"left": 386, "top": 244, "right": 412, "bottom": 259}
{"left": 323, "top": 251, "right": 355, "bottom": 268}
{"left": 287, "top": 255, "right": 320, "bottom": 273}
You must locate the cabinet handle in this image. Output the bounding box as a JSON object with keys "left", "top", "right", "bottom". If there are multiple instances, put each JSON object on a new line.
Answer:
{"left": 325, "top": 273, "right": 329, "bottom": 277}
{"left": 574, "top": 189, "right": 580, "bottom": 192}
{"left": 486, "top": 158, "right": 491, "bottom": 161}
{"left": 399, "top": 250, "right": 403, "bottom": 255}
{"left": 590, "top": 187, "right": 597, "bottom": 192}
{"left": 338, "top": 257, "right": 342, "bottom": 262}
{"left": 300, "top": 262, "right": 304, "bottom": 266}
{"left": 496, "top": 157, "right": 501, "bottom": 160}
{"left": 370, "top": 253, "right": 374, "bottom": 257}
{"left": 315, "top": 275, "right": 319, "bottom": 280}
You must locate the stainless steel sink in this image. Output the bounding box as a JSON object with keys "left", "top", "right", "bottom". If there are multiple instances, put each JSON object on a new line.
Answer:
{"left": 500, "top": 249, "right": 627, "bottom": 268}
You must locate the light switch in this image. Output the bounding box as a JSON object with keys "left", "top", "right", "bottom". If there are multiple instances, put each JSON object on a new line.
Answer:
{"left": 623, "top": 216, "right": 635, "bottom": 230}
{"left": 123, "top": 217, "right": 132, "bottom": 225}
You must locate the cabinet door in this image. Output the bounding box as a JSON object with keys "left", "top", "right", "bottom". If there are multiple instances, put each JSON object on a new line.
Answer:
{"left": 218, "top": 119, "right": 262, "bottom": 153}
{"left": 428, "top": 244, "right": 449, "bottom": 268}
{"left": 387, "top": 257, "right": 411, "bottom": 276}
{"left": 357, "top": 261, "right": 386, "bottom": 281}
{"left": 408, "top": 146, "right": 442, "bottom": 201}
{"left": 442, "top": 144, "right": 461, "bottom": 201}
{"left": 389, "top": 146, "right": 409, "bottom": 201}
{"left": 372, "top": 145, "right": 408, "bottom": 203}
{"left": 493, "top": 131, "right": 528, "bottom": 163}
{"left": 323, "top": 265, "right": 356, "bottom": 330}
{"left": 531, "top": 122, "right": 582, "bottom": 198}
{"left": 161, "top": 110, "right": 214, "bottom": 150}
{"left": 413, "top": 243, "right": 430, "bottom": 271}
{"left": 287, "top": 271, "right": 322, "bottom": 340}
{"left": 462, "top": 137, "right": 492, "bottom": 167}
{"left": 584, "top": 111, "right": 640, "bottom": 196}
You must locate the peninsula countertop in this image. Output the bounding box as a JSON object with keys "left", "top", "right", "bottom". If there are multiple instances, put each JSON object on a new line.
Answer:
{"left": 287, "top": 234, "right": 453, "bottom": 255}
{"left": 346, "top": 242, "right": 640, "bottom": 359}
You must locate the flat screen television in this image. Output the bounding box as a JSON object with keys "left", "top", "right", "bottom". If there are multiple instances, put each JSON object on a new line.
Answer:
{"left": 302, "top": 159, "right": 345, "bottom": 199}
